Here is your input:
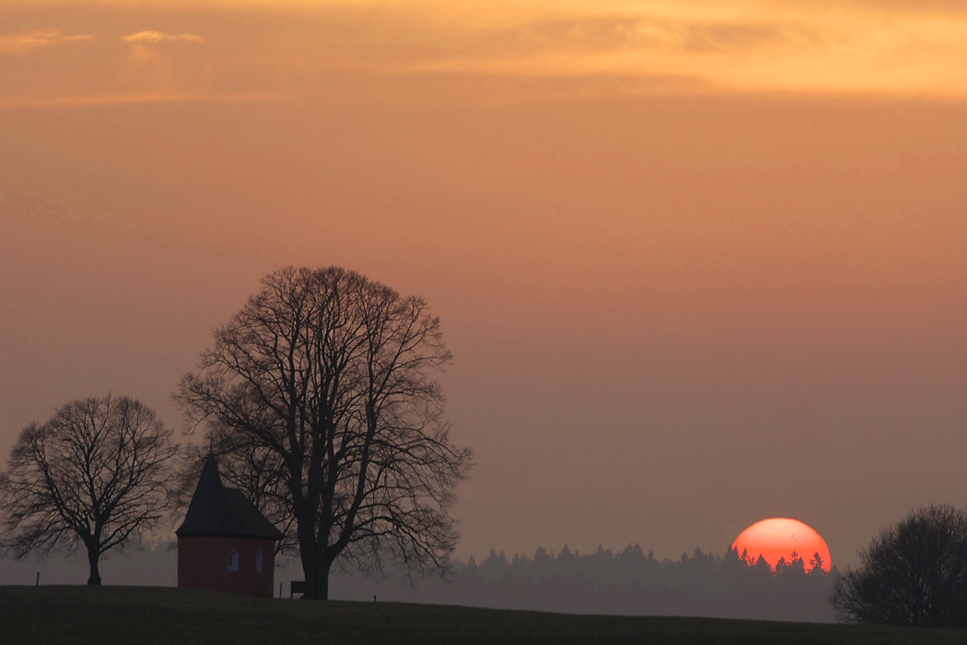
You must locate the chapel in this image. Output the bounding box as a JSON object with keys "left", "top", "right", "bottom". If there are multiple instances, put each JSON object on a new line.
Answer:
{"left": 176, "top": 453, "right": 284, "bottom": 597}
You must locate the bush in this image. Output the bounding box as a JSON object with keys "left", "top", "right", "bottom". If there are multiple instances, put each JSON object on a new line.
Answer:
{"left": 831, "top": 504, "right": 967, "bottom": 627}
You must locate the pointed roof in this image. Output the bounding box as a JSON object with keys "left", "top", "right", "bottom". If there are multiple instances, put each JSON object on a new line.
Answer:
{"left": 176, "top": 453, "right": 284, "bottom": 540}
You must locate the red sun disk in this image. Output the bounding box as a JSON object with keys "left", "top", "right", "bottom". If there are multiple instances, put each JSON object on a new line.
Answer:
{"left": 732, "top": 518, "right": 831, "bottom": 572}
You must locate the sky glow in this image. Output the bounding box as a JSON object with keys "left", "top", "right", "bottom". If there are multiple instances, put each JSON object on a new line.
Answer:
{"left": 2, "top": 0, "right": 967, "bottom": 567}
{"left": 6, "top": 0, "right": 967, "bottom": 104}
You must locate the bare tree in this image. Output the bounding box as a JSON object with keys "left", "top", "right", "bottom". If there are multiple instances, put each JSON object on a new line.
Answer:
{"left": 831, "top": 504, "right": 967, "bottom": 627}
{"left": 0, "top": 395, "right": 178, "bottom": 585}
{"left": 176, "top": 266, "right": 473, "bottom": 599}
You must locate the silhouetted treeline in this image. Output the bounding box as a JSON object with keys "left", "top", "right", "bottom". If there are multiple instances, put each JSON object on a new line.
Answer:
{"left": 0, "top": 540, "right": 838, "bottom": 622}
{"left": 329, "top": 544, "right": 838, "bottom": 622}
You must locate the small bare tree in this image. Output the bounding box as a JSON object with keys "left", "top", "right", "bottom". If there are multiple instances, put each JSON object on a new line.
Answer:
{"left": 831, "top": 505, "right": 967, "bottom": 627}
{"left": 0, "top": 395, "right": 178, "bottom": 585}
{"left": 176, "top": 266, "right": 473, "bottom": 599}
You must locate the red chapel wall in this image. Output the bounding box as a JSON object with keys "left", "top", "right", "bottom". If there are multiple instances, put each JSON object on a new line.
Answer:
{"left": 178, "top": 536, "right": 276, "bottom": 597}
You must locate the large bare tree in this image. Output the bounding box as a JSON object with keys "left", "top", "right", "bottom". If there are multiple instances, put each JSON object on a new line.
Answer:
{"left": 0, "top": 395, "right": 178, "bottom": 585}
{"left": 176, "top": 266, "right": 473, "bottom": 599}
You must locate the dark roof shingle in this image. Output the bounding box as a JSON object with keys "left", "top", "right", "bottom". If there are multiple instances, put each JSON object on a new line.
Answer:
{"left": 176, "top": 453, "right": 284, "bottom": 540}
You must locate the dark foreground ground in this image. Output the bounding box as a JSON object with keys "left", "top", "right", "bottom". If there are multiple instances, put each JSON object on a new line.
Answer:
{"left": 2, "top": 586, "right": 965, "bottom": 645}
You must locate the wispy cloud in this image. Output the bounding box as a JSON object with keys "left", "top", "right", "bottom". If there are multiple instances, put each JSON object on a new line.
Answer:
{"left": 0, "top": 93, "right": 291, "bottom": 109}
{"left": 359, "top": 2, "right": 967, "bottom": 94}
{"left": 121, "top": 31, "right": 204, "bottom": 45}
{"left": 0, "top": 30, "right": 92, "bottom": 55}
{"left": 7, "top": 1, "right": 967, "bottom": 101}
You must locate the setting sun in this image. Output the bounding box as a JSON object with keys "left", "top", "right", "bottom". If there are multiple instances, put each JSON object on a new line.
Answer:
{"left": 733, "top": 519, "right": 831, "bottom": 572}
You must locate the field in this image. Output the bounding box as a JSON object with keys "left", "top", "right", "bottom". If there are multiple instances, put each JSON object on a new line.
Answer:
{"left": 2, "top": 586, "right": 965, "bottom": 645}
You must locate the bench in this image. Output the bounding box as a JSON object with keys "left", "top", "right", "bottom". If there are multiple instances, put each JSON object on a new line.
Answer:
{"left": 290, "top": 580, "right": 307, "bottom": 598}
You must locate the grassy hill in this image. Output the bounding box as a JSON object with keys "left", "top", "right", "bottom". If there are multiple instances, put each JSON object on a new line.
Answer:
{"left": 2, "top": 585, "right": 965, "bottom": 645}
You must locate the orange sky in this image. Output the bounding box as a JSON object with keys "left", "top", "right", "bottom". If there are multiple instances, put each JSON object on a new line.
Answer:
{"left": 7, "top": 0, "right": 967, "bottom": 104}
{"left": 3, "top": 1, "right": 967, "bottom": 568}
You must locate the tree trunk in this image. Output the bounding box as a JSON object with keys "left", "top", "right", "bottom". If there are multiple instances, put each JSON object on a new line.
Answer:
{"left": 300, "top": 547, "right": 319, "bottom": 599}
{"left": 86, "top": 547, "right": 102, "bottom": 586}
{"left": 317, "top": 563, "right": 331, "bottom": 600}
{"left": 299, "top": 548, "right": 334, "bottom": 599}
